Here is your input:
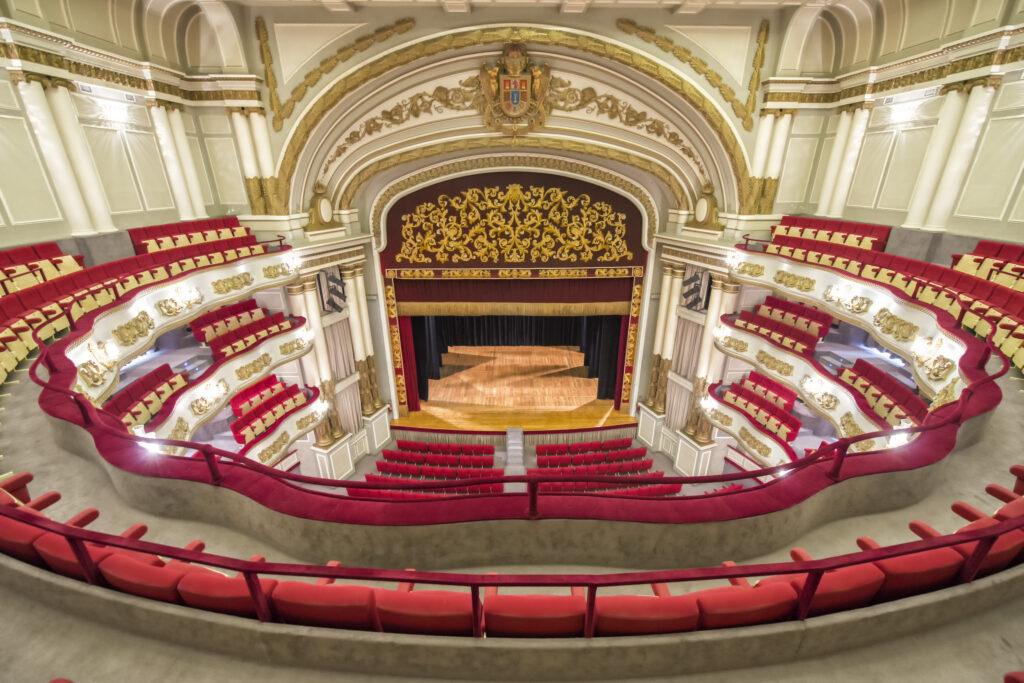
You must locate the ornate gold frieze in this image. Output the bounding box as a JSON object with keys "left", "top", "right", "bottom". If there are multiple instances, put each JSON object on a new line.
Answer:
{"left": 112, "top": 311, "right": 155, "bottom": 347}
{"left": 708, "top": 408, "right": 733, "bottom": 426}
{"left": 822, "top": 285, "right": 872, "bottom": 314}
{"left": 497, "top": 269, "right": 532, "bottom": 278}
{"left": 279, "top": 27, "right": 752, "bottom": 215}
{"left": 256, "top": 431, "right": 291, "bottom": 464}
{"left": 441, "top": 269, "right": 492, "bottom": 278}
{"left": 756, "top": 350, "right": 794, "bottom": 376}
{"left": 189, "top": 380, "right": 229, "bottom": 417}
{"left": 739, "top": 427, "right": 772, "bottom": 459}
{"left": 873, "top": 308, "right": 919, "bottom": 342}
{"left": 918, "top": 355, "right": 956, "bottom": 382}
{"left": 256, "top": 16, "right": 415, "bottom": 131}
{"left": 930, "top": 377, "right": 960, "bottom": 409}
{"left": 538, "top": 269, "right": 588, "bottom": 278}
{"left": 159, "top": 417, "right": 191, "bottom": 455}
{"left": 388, "top": 269, "right": 436, "bottom": 279}
{"left": 594, "top": 268, "right": 631, "bottom": 277}
{"left": 78, "top": 361, "right": 108, "bottom": 387}
{"left": 88, "top": 341, "right": 116, "bottom": 370}
{"left": 772, "top": 271, "right": 815, "bottom": 292}
{"left": 799, "top": 376, "right": 839, "bottom": 410}
{"left": 296, "top": 412, "right": 321, "bottom": 431}
{"left": 368, "top": 155, "right": 662, "bottom": 246}
{"left": 721, "top": 336, "right": 749, "bottom": 353}
{"left": 235, "top": 353, "right": 273, "bottom": 382}
{"left": 155, "top": 287, "right": 204, "bottom": 318}
{"left": 262, "top": 264, "right": 294, "bottom": 279}
{"left": 840, "top": 412, "right": 876, "bottom": 453}
{"left": 736, "top": 262, "right": 765, "bottom": 277}
{"left": 279, "top": 339, "right": 308, "bottom": 355}
{"left": 211, "top": 273, "right": 254, "bottom": 295}
{"left": 394, "top": 184, "right": 633, "bottom": 265}
{"left": 617, "top": 19, "right": 768, "bottom": 131}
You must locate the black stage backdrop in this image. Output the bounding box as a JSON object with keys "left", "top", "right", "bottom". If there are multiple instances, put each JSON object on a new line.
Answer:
{"left": 409, "top": 315, "right": 623, "bottom": 402}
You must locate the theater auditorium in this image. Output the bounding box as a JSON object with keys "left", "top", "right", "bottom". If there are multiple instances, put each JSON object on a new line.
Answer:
{"left": 1, "top": 1, "right": 1024, "bottom": 681}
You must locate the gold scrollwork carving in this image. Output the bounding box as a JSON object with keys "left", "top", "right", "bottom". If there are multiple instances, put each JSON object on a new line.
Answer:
{"left": 262, "top": 264, "right": 293, "bottom": 279}
{"left": 755, "top": 350, "right": 794, "bottom": 377}
{"left": 799, "top": 376, "right": 839, "bottom": 410}
{"left": 296, "top": 412, "right": 321, "bottom": 431}
{"left": 212, "top": 273, "right": 254, "bottom": 295}
{"left": 736, "top": 262, "right": 765, "bottom": 277}
{"left": 539, "top": 269, "right": 588, "bottom": 278}
{"left": 155, "top": 287, "right": 204, "bottom": 318}
{"left": 840, "top": 412, "right": 876, "bottom": 453}
{"left": 278, "top": 339, "right": 308, "bottom": 355}
{"left": 629, "top": 284, "right": 643, "bottom": 319}
{"left": 919, "top": 355, "right": 956, "bottom": 382}
{"left": 112, "top": 311, "right": 155, "bottom": 347}
{"left": 235, "top": 353, "right": 273, "bottom": 382}
{"left": 256, "top": 431, "right": 291, "bottom": 464}
{"left": 773, "top": 271, "right": 815, "bottom": 292}
{"left": 78, "top": 361, "right": 108, "bottom": 387}
{"left": 617, "top": 19, "right": 768, "bottom": 131}
{"left": 594, "top": 268, "right": 631, "bottom": 278}
{"left": 189, "top": 380, "right": 229, "bottom": 416}
{"left": 395, "top": 184, "right": 633, "bottom": 266}
{"left": 739, "top": 427, "right": 772, "bottom": 459}
{"left": 708, "top": 409, "right": 733, "bottom": 426}
{"left": 930, "top": 377, "right": 960, "bottom": 409}
{"left": 822, "top": 285, "right": 872, "bottom": 314}
{"left": 394, "top": 269, "right": 436, "bottom": 279}
{"left": 873, "top": 308, "right": 919, "bottom": 342}
{"left": 497, "top": 269, "right": 532, "bottom": 278}
{"left": 441, "top": 269, "right": 492, "bottom": 278}
{"left": 721, "top": 336, "right": 749, "bottom": 353}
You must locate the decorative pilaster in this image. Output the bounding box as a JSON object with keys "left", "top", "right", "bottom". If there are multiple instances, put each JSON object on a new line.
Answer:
{"left": 904, "top": 85, "right": 969, "bottom": 227}
{"left": 353, "top": 267, "right": 383, "bottom": 410}
{"left": 749, "top": 111, "right": 776, "bottom": 178}
{"left": 166, "top": 106, "right": 207, "bottom": 218}
{"left": 228, "top": 107, "right": 264, "bottom": 214}
{"left": 319, "top": 379, "right": 347, "bottom": 442}
{"left": 248, "top": 109, "right": 288, "bottom": 215}
{"left": 683, "top": 376, "right": 708, "bottom": 437}
{"left": 816, "top": 108, "right": 854, "bottom": 216}
{"left": 827, "top": 103, "right": 871, "bottom": 217}
{"left": 150, "top": 101, "right": 197, "bottom": 220}
{"left": 644, "top": 265, "right": 674, "bottom": 407}
{"left": 652, "top": 266, "right": 683, "bottom": 414}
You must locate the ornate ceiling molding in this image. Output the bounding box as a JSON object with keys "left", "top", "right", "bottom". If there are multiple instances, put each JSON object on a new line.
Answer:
{"left": 368, "top": 155, "right": 661, "bottom": 250}
{"left": 275, "top": 25, "right": 754, "bottom": 214}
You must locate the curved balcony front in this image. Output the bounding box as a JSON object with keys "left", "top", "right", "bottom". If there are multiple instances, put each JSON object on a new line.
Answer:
{"left": 701, "top": 384, "right": 796, "bottom": 470}
{"left": 237, "top": 386, "right": 327, "bottom": 469}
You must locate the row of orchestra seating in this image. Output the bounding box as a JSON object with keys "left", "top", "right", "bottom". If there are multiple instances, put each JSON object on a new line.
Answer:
{"left": 208, "top": 311, "right": 294, "bottom": 360}
{"left": 348, "top": 483, "right": 504, "bottom": 499}
{"left": 192, "top": 300, "right": 263, "bottom": 344}
{"left": 230, "top": 374, "right": 286, "bottom": 417}
{"left": 394, "top": 439, "right": 496, "bottom": 455}
{"left": 104, "top": 364, "right": 189, "bottom": 430}
{"left": 5, "top": 454, "right": 1024, "bottom": 637}
{"left": 362, "top": 473, "right": 504, "bottom": 492}
{"left": 953, "top": 240, "right": 1024, "bottom": 287}
{"left": 128, "top": 217, "right": 245, "bottom": 255}
{"left": 838, "top": 359, "right": 929, "bottom": 426}
{"left": 757, "top": 235, "right": 1024, "bottom": 370}
{"left": 535, "top": 438, "right": 633, "bottom": 456}
{"left": 739, "top": 371, "right": 796, "bottom": 411}
{"left": 375, "top": 463, "right": 503, "bottom": 479}
{"left": 755, "top": 295, "right": 833, "bottom": 339}
{"left": 230, "top": 384, "right": 308, "bottom": 445}
{"left": 0, "top": 242, "right": 83, "bottom": 294}
{"left": 537, "top": 448, "right": 649, "bottom": 468}
{"left": 535, "top": 482, "right": 683, "bottom": 496}
{"left": 733, "top": 310, "right": 819, "bottom": 355}
{"left": 722, "top": 382, "right": 800, "bottom": 442}
{"left": 381, "top": 449, "right": 495, "bottom": 468}
{"left": 528, "top": 460, "right": 656, "bottom": 477}
{"left": 771, "top": 216, "right": 891, "bottom": 251}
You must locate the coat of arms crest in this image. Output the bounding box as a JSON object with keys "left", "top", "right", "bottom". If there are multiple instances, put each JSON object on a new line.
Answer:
{"left": 478, "top": 40, "right": 551, "bottom": 135}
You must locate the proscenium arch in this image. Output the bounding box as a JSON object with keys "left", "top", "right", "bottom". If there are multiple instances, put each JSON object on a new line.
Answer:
{"left": 370, "top": 155, "right": 661, "bottom": 253}
{"left": 274, "top": 24, "right": 757, "bottom": 215}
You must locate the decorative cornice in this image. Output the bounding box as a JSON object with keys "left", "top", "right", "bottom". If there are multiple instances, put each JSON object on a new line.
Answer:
{"left": 368, "top": 155, "right": 660, "bottom": 247}
{"left": 617, "top": 19, "right": 768, "bottom": 132}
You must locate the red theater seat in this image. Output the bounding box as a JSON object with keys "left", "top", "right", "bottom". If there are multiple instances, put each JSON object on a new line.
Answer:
{"left": 695, "top": 582, "right": 798, "bottom": 629}
{"left": 374, "top": 589, "right": 476, "bottom": 636}
{"left": 177, "top": 567, "right": 278, "bottom": 618}
{"left": 857, "top": 535, "right": 964, "bottom": 601}
{"left": 759, "top": 548, "right": 885, "bottom": 616}
{"left": 593, "top": 593, "right": 700, "bottom": 636}
{"left": 271, "top": 580, "right": 379, "bottom": 630}
{"left": 483, "top": 591, "right": 587, "bottom": 637}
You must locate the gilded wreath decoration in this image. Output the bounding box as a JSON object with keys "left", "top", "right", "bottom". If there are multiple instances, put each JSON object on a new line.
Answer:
{"left": 395, "top": 184, "right": 633, "bottom": 265}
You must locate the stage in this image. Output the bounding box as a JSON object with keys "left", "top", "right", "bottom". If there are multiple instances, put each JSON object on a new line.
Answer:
{"left": 391, "top": 345, "right": 637, "bottom": 431}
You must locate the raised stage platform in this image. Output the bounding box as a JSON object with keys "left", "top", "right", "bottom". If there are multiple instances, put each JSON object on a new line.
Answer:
{"left": 391, "top": 345, "right": 637, "bottom": 431}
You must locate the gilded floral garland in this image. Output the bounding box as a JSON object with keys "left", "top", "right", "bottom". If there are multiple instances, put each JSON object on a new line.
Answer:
{"left": 256, "top": 431, "right": 291, "bottom": 464}
{"left": 235, "top": 353, "right": 273, "bottom": 381}
{"left": 755, "top": 350, "right": 794, "bottom": 377}
{"left": 840, "top": 412, "right": 876, "bottom": 453}
{"left": 873, "top": 308, "right": 919, "bottom": 342}
{"left": 394, "top": 184, "right": 633, "bottom": 265}
{"left": 112, "top": 311, "right": 155, "bottom": 347}
{"left": 739, "top": 427, "right": 772, "bottom": 459}
{"left": 773, "top": 271, "right": 815, "bottom": 292}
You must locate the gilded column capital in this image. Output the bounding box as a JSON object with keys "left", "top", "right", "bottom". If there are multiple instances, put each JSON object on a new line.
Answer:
{"left": 23, "top": 72, "right": 75, "bottom": 91}
{"left": 285, "top": 281, "right": 306, "bottom": 297}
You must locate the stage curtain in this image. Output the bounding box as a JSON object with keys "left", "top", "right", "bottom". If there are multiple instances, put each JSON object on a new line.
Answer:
{"left": 397, "top": 316, "right": 420, "bottom": 411}
{"left": 323, "top": 319, "right": 357, "bottom": 380}
{"left": 671, "top": 317, "right": 703, "bottom": 379}
{"left": 410, "top": 315, "right": 623, "bottom": 402}
{"left": 335, "top": 382, "right": 362, "bottom": 434}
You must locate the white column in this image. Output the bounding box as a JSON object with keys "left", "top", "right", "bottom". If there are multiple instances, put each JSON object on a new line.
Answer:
{"left": 167, "top": 107, "right": 206, "bottom": 218}
{"left": 827, "top": 106, "right": 870, "bottom": 217}
{"left": 17, "top": 78, "right": 93, "bottom": 235}
{"left": 248, "top": 110, "right": 275, "bottom": 179}
{"left": 706, "top": 282, "right": 742, "bottom": 383}
{"left": 650, "top": 267, "right": 674, "bottom": 360}
{"left": 693, "top": 277, "right": 726, "bottom": 381}
{"left": 286, "top": 281, "right": 320, "bottom": 388}
{"left": 353, "top": 268, "right": 374, "bottom": 358}
{"left": 764, "top": 110, "right": 794, "bottom": 179}
{"left": 150, "top": 104, "right": 196, "bottom": 220}
{"left": 342, "top": 271, "right": 366, "bottom": 362}
{"left": 924, "top": 82, "right": 997, "bottom": 230}
{"left": 816, "top": 109, "right": 853, "bottom": 216}
{"left": 659, "top": 268, "right": 684, "bottom": 362}
{"left": 904, "top": 88, "right": 968, "bottom": 228}
{"left": 301, "top": 277, "right": 333, "bottom": 383}
{"left": 229, "top": 109, "right": 260, "bottom": 179}
{"left": 43, "top": 82, "right": 115, "bottom": 233}
{"left": 750, "top": 112, "right": 776, "bottom": 178}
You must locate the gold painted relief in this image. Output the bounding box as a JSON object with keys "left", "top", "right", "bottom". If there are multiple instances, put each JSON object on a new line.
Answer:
{"left": 755, "top": 350, "right": 794, "bottom": 377}
{"left": 395, "top": 184, "right": 633, "bottom": 265}
{"left": 873, "top": 309, "right": 919, "bottom": 342}
{"left": 235, "top": 353, "right": 274, "bottom": 381}
{"left": 112, "top": 311, "right": 155, "bottom": 347}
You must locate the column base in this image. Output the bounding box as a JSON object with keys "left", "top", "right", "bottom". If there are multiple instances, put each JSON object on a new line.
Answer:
{"left": 311, "top": 432, "right": 356, "bottom": 479}
{"left": 363, "top": 405, "right": 391, "bottom": 452}
{"left": 675, "top": 431, "right": 719, "bottom": 476}
{"left": 635, "top": 403, "right": 665, "bottom": 451}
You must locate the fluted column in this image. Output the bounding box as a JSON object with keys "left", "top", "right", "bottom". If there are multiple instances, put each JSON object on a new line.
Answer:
{"left": 17, "top": 76, "right": 93, "bottom": 235}
{"left": 924, "top": 78, "right": 999, "bottom": 230}
{"left": 150, "top": 102, "right": 197, "bottom": 220}
{"left": 353, "top": 267, "right": 383, "bottom": 410}
{"left": 693, "top": 279, "right": 742, "bottom": 445}
{"left": 167, "top": 107, "right": 206, "bottom": 218}
{"left": 904, "top": 86, "right": 968, "bottom": 228}
{"left": 683, "top": 274, "right": 726, "bottom": 437}
{"left": 286, "top": 280, "right": 332, "bottom": 448}
{"left": 42, "top": 79, "right": 115, "bottom": 233}
{"left": 652, "top": 266, "right": 683, "bottom": 414}
{"left": 342, "top": 268, "right": 374, "bottom": 415}
{"left": 229, "top": 108, "right": 263, "bottom": 214}
{"left": 816, "top": 109, "right": 853, "bottom": 216}
{"left": 827, "top": 105, "right": 871, "bottom": 217}
{"left": 248, "top": 110, "right": 285, "bottom": 215}
{"left": 644, "top": 266, "right": 674, "bottom": 408}
{"left": 749, "top": 112, "right": 776, "bottom": 178}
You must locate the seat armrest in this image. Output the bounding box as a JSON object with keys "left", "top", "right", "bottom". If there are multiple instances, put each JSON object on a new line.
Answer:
{"left": 909, "top": 520, "right": 942, "bottom": 539}
{"left": 951, "top": 501, "right": 987, "bottom": 522}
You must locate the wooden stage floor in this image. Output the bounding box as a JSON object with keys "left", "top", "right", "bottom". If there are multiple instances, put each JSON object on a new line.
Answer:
{"left": 391, "top": 345, "right": 637, "bottom": 432}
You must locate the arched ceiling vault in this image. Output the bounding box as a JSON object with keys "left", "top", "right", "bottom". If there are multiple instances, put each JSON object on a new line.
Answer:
{"left": 274, "top": 24, "right": 758, "bottom": 218}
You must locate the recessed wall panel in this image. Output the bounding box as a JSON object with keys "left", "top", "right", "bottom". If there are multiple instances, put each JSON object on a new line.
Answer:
{"left": 956, "top": 116, "right": 1024, "bottom": 219}
{"left": 776, "top": 138, "right": 817, "bottom": 204}
{"left": 124, "top": 131, "right": 175, "bottom": 211}
{"left": 0, "top": 115, "right": 62, "bottom": 224}
{"left": 877, "top": 126, "right": 933, "bottom": 211}
{"left": 83, "top": 125, "right": 143, "bottom": 214}
{"left": 204, "top": 137, "right": 247, "bottom": 206}
{"left": 847, "top": 131, "right": 895, "bottom": 208}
